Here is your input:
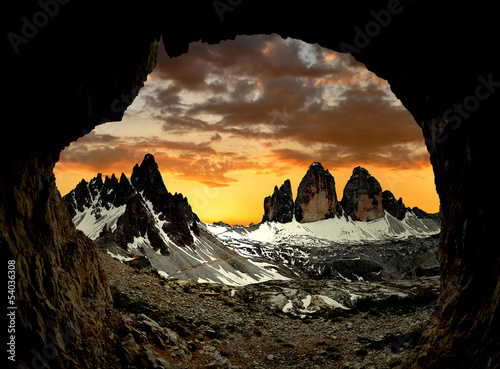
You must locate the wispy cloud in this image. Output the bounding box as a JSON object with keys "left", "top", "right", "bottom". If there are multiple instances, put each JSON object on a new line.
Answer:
{"left": 57, "top": 33, "right": 429, "bottom": 191}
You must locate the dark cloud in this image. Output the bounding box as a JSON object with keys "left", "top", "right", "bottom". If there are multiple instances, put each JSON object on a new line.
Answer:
{"left": 159, "top": 115, "right": 210, "bottom": 135}
{"left": 146, "top": 34, "right": 424, "bottom": 171}
{"left": 59, "top": 34, "right": 429, "bottom": 192}
{"left": 58, "top": 144, "right": 139, "bottom": 172}
{"left": 153, "top": 34, "right": 343, "bottom": 84}
{"left": 210, "top": 133, "right": 222, "bottom": 142}
{"left": 58, "top": 132, "right": 269, "bottom": 187}
{"left": 271, "top": 148, "right": 317, "bottom": 166}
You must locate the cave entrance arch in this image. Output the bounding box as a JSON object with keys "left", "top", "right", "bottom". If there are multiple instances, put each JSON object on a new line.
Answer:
{"left": 3, "top": 1, "right": 499, "bottom": 368}
{"left": 55, "top": 34, "right": 439, "bottom": 228}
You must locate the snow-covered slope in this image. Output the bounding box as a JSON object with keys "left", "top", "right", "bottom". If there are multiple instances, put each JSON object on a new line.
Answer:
{"left": 208, "top": 211, "right": 440, "bottom": 247}
{"left": 117, "top": 220, "right": 288, "bottom": 285}
{"left": 71, "top": 202, "right": 127, "bottom": 240}
{"left": 64, "top": 154, "right": 440, "bottom": 285}
{"left": 63, "top": 154, "right": 291, "bottom": 286}
{"left": 206, "top": 211, "right": 441, "bottom": 281}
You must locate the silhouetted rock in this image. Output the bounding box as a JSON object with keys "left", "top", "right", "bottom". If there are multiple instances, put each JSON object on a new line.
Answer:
{"left": 294, "top": 162, "right": 340, "bottom": 223}
{"left": 409, "top": 207, "right": 441, "bottom": 223}
{"left": 64, "top": 153, "right": 200, "bottom": 248}
{"left": 341, "top": 167, "right": 384, "bottom": 221}
{"left": 213, "top": 221, "right": 231, "bottom": 227}
{"left": 382, "top": 190, "right": 406, "bottom": 220}
{"left": 129, "top": 154, "right": 200, "bottom": 245}
{"left": 262, "top": 179, "right": 294, "bottom": 223}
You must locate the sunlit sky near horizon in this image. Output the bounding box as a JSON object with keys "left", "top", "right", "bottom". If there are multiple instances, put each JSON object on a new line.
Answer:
{"left": 54, "top": 34, "right": 439, "bottom": 225}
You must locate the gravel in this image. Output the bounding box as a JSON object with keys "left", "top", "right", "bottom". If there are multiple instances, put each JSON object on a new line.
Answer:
{"left": 100, "top": 253, "right": 438, "bottom": 368}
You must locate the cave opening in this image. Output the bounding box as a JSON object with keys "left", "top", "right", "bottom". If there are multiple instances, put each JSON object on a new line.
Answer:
{"left": 54, "top": 34, "right": 439, "bottom": 227}
{"left": 5, "top": 1, "right": 498, "bottom": 367}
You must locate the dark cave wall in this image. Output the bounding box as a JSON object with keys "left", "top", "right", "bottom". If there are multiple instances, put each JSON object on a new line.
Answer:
{"left": 3, "top": 4, "right": 161, "bottom": 366}
{"left": 2, "top": 0, "right": 499, "bottom": 368}
{"left": 1, "top": 150, "right": 112, "bottom": 368}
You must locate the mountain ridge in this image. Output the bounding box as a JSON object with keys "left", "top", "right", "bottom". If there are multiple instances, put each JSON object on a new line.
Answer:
{"left": 260, "top": 162, "right": 440, "bottom": 226}
{"left": 63, "top": 154, "right": 291, "bottom": 286}
{"left": 63, "top": 153, "right": 440, "bottom": 286}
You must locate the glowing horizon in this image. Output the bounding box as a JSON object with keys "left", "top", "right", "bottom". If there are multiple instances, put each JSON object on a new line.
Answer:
{"left": 55, "top": 155, "right": 438, "bottom": 226}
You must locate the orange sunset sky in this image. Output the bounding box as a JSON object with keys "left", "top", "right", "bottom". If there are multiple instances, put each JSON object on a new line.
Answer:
{"left": 54, "top": 34, "right": 440, "bottom": 225}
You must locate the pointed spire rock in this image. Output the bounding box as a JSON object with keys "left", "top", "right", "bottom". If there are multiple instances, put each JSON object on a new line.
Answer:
{"left": 131, "top": 153, "right": 168, "bottom": 203}
{"left": 63, "top": 152, "right": 201, "bottom": 247}
{"left": 341, "top": 166, "right": 384, "bottom": 221}
{"left": 104, "top": 173, "right": 119, "bottom": 189}
{"left": 382, "top": 190, "right": 406, "bottom": 220}
{"left": 294, "top": 162, "right": 339, "bottom": 223}
{"left": 89, "top": 173, "right": 103, "bottom": 197}
{"left": 64, "top": 178, "right": 91, "bottom": 218}
{"left": 262, "top": 179, "right": 294, "bottom": 223}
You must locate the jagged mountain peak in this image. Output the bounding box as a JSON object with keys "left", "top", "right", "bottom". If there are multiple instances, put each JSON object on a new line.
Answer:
{"left": 104, "top": 172, "right": 119, "bottom": 187}
{"left": 340, "top": 166, "right": 384, "bottom": 221}
{"left": 263, "top": 179, "right": 294, "bottom": 223}
{"left": 63, "top": 153, "right": 199, "bottom": 244}
{"left": 351, "top": 166, "right": 370, "bottom": 177}
{"left": 131, "top": 153, "right": 167, "bottom": 193}
{"left": 382, "top": 190, "right": 406, "bottom": 220}
{"left": 262, "top": 163, "right": 439, "bottom": 225}
{"left": 295, "top": 162, "right": 339, "bottom": 223}
{"left": 133, "top": 153, "right": 159, "bottom": 177}
{"left": 63, "top": 153, "right": 287, "bottom": 286}
{"left": 90, "top": 172, "right": 104, "bottom": 187}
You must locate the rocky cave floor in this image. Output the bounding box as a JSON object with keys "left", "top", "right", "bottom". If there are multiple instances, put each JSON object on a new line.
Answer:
{"left": 99, "top": 253, "right": 439, "bottom": 369}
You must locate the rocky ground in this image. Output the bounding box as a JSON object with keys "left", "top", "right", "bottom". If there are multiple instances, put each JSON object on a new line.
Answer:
{"left": 99, "top": 253, "right": 440, "bottom": 368}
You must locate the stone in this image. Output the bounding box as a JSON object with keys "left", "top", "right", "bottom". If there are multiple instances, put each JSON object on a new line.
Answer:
{"left": 268, "top": 294, "right": 289, "bottom": 310}
{"left": 121, "top": 333, "right": 141, "bottom": 364}
{"left": 295, "top": 162, "right": 340, "bottom": 223}
{"left": 139, "top": 348, "right": 162, "bottom": 368}
{"left": 410, "top": 206, "right": 440, "bottom": 221}
{"left": 64, "top": 154, "right": 202, "bottom": 255}
{"left": 340, "top": 167, "right": 384, "bottom": 221}
{"left": 262, "top": 179, "right": 294, "bottom": 223}
{"left": 203, "top": 345, "right": 217, "bottom": 352}
{"left": 381, "top": 190, "right": 406, "bottom": 220}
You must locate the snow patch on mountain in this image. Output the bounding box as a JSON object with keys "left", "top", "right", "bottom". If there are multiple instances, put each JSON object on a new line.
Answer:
{"left": 207, "top": 211, "right": 440, "bottom": 248}
{"left": 72, "top": 203, "right": 126, "bottom": 240}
